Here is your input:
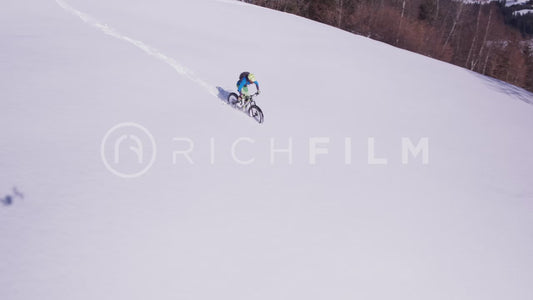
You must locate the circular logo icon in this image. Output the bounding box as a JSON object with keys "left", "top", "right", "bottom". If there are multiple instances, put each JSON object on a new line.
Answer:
{"left": 100, "top": 122, "right": 157, "bottom": 178}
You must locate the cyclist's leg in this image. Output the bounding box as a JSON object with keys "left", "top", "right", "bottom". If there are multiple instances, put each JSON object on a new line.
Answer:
{"left": 239, "top": 86, "right": 249, "bottom": 106}
{"left": 242, "top": 86, "right": 249, "bottom": 97}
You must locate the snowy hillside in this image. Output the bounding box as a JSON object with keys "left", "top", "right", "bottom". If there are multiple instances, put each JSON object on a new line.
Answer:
{"left": 514, "top": 8, "right": 533, "bottom": 15}
{"left": 1, "top": 0, "right": 533, "bottom": 299}
{"left": 505, "top": 0, "right": 531, "bottom": 7}
{"left": 463, "top": 0, "right": 530, "bottom": 6}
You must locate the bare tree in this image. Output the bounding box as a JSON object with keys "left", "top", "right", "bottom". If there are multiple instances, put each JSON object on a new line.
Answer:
{"left": 442, "top": 1, "right": 464, "bottom": 54}
{"left": 473, "top": 6, "right": 493, "bottom": 72}
{"left": 466, "top": 5, "right": 482, "bottom": 69}
{"left": 337, "top": 0, "right": 343, "bottom": 27}
{"left": 435, "top": 0, "right": 439, "bottom": 20}
{"left": 396, "top": 0, "right": 407, "bottom": 45}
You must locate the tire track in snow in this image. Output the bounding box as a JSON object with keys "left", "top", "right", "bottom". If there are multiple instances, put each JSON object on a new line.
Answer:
{"left": 55, "top": 0, "right": 218, "bottom": 97}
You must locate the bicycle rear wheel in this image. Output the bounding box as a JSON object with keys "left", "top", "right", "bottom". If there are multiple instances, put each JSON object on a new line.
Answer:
{"left": 227, "top": 93, "right": 239, "bottom": 105}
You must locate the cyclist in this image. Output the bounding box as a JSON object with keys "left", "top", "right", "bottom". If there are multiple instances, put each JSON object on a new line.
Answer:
{"left": 236, "top": 72, "right": 260, "bottom": 102}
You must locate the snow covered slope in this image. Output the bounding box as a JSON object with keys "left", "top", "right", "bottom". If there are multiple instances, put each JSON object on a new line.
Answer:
{"left": 1, "top": 0, "right": 533, "bottom": 299}
{"left": 505, "top": 0, "right": 531, "bottom": 7}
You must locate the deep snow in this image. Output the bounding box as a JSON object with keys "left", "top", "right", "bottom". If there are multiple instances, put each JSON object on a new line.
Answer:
{"left": 1, "top": 0, "right": 533, "bottom": 299}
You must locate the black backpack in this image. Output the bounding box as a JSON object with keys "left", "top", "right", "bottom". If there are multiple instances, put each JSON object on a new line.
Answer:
{"left": 236, "top": 71, "right": 250, "bottom": 87}
{"left": 239, "top": 72, "right": 250, "bottom": 81}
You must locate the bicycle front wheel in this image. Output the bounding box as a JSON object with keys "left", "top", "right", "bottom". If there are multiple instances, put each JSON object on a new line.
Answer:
{"left": 248, "top": 105, "right": 264, "bottom": 124}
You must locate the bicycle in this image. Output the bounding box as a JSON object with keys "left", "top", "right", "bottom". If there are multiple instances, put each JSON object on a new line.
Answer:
{"left": 227, "top": 92, "right": 264, "bottom": 124}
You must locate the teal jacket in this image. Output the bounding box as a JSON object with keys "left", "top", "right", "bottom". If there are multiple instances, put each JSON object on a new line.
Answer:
{"left": 237, "top": 77, "right": 260, "bottom": 93}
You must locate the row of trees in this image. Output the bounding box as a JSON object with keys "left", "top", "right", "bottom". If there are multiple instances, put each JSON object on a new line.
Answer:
{"left": 502, "top": 3, "right": 533, "bottom": 35}
{"left": 246, "top": 0, "right": 533, "bottom": 92}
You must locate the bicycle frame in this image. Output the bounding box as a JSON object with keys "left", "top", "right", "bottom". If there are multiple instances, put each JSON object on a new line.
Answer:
{"left": 240, "top": 93, "right": 258, "bottom": 110}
